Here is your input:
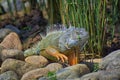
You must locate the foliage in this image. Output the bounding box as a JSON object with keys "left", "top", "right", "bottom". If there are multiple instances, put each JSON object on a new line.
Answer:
{"left": 21, "top": 26, "right": 31, "bottom": 31}
{"left": 57, "top": 0, "right": 119, "bottom": 57}
{"left": 93, "top": 63, "right": 99, "bottom": 72}
{"left": 13, "top": 0, "right": 17, "bottom": 15}
{"left": 47, "top": 71, "right": 57, "bottom": 80}
{"left": 6, "top": 0, "right": 13, "bottom": 16}
{"left": 56, "top": 0, "right": 104, "bottom": 56}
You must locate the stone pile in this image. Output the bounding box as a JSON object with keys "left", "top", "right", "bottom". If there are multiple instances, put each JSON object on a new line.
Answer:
{"left": 0, "top": 25, "right": 120, "bottom": 80}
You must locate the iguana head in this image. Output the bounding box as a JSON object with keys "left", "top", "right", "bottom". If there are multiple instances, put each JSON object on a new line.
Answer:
{"left": 59, "top": 27, "right": 89, "bottom": 52}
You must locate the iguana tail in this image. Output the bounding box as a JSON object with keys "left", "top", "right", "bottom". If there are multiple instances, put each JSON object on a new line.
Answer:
{"left": 24, "top": 43, "right": 40, "bottom": 57}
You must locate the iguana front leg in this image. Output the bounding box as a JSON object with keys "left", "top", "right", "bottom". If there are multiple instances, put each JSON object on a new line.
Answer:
{"left": 68, "top": 52, "right": 78, "bottom": 66}
{"left": 45, "top": 46, "right": 68, "bottom": 62}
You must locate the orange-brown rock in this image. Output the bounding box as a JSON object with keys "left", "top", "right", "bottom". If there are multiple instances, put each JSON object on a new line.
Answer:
{"left": 25, "top": 55, "right": 49, "bottom": 67}
{"left": 0, "top": 32, "right": 22, "bottom": 50}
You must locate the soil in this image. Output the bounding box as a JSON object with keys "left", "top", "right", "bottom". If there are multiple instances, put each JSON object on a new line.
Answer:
{"left": 102, "top": 32, "right": 120, "bottom": 57}
{"left": 0, "top": 9, "right": 47, "bottom": 36}
{"left": 0, "top": 9, "right": 48, "bottom": 50}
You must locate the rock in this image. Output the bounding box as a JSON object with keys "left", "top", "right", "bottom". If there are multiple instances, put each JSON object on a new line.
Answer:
{"left": 55, "top": 64, "right": 90, "bottom": 80}
{"left": 1, "top": 49, "right": 25, "bottom": 61}
{"left": 106, "top": 58, "right": 120, "bottom": 71}
{"left": 35, "top": 63, "right": 63, "bottom": 80}
{"left": 98, "top": 70, "right": 120, "bottom": 80}
{"left": 0, "top": 28, "right": 12, "bottom": 42}
{"left": 45, "top": 63, "right": 63, "bottom": 72}
{"left": 38, "top": 77, "right": 48, "bottom": 80}
{"left": 1, "top": 59, "right": 39, "bottom": 79}
{"left": 39, "top": 64, "right": 89, "bottom": 80}
{"left": 79, "top": 71, "right": 100, "bottom": 80}
{"left": 79, "top": 50, "right": 120, "bottom": 80}
{"left": 0, "top": 71, "right": 18, "bottom": 80}
{"left": 80, "top": 61, "right": 95, "bottom": 72}
{"left": 5, "top": 24, "right": 21, "bottom": 35}
{"left": 0, "top": 32, "right": 22, "bottom": 50}
{"left": 80, "top": 70, "right": 120, "bottom": 80}
{"left": 0, "top": 45, "right": 4, "bottom": 66}
{"left": 0, "top": 45, "right": 4, "bottom": 53}
{"left": 21, "top": 68, "right": 49, "bottom": 80}
{"left": 99, "top": 50, "right": 120, "bottom": 70}
{"left": 25, "top": 55, "right": 48, "bottom": 67}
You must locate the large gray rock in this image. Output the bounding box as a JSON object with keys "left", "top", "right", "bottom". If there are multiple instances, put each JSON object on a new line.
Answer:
{"left": 99, "top": 50, "right": 120, "bottom": 70}
{"left": 0, "top": 71, "right": 18, "bottom": 80}
{"left": 98, "top": 70, "right": 120, "bottom": 80}
{"left": 80, "top": 70, "right": 120, "bottom": 80}
{"left": 56, "top": 64, "right": 90, "bottom": 80}
{"left": 79, "top": 71, "right": 102, "bottom": 80}
{"left": 106, "top": 57, "right": 120, "bottom": 71}
{"left": 80, "top": 49, "right": 120, "bottom": 80}
{"left": 0, "top": 28, "right": 12, "bottom": 42}
{"left": 1, "top": 49, "right": 24, "bottom": 61}
{"left": 25, "top": 55, "right": 49, "bottom": 67}
{"left": 79, "top": 70, "right": 120, "bottom": 80}
{"left": 5, "top": 25, "right": 21, "bottom": 35}
{"left": 21, "top": 68, "right": 49, "bottom": 80}
{"left": 1, "top": 59, "right": 39, "bottom": 79}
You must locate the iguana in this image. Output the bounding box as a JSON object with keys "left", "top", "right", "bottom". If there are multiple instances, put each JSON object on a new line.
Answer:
{"left": 24, "top": 24, "right": 89, "bottom": 65}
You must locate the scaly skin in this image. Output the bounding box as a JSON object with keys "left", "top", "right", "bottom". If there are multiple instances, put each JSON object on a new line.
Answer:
{"left": 24, "top": 32, "right": 68, "bottom": 61}
{"left": 24, "top": 27, "right": 88, "bottom": 65}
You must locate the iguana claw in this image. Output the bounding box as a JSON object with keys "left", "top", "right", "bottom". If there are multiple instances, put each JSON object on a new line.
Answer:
{"left": 45, "top": 46, "right": 68, "bottom": 62}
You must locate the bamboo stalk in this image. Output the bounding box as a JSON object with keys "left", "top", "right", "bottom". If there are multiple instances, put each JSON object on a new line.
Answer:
{"left": 7, "top": 0, "right": 13, "bottom": 16}
{"left": 13, "top": 0, "right": 17, "bottom": 16}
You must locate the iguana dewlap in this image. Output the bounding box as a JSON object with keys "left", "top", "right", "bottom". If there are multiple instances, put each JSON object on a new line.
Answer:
{"left": 24, "top": 25, "right": 89, "bottom": 65}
